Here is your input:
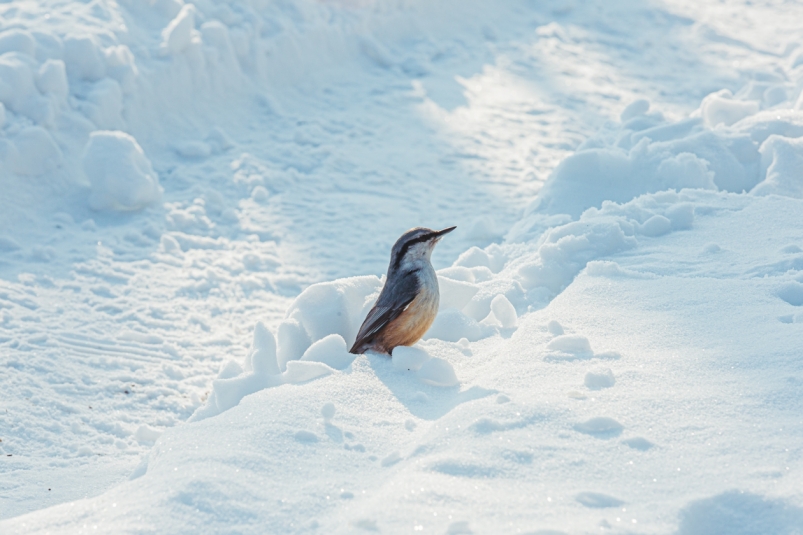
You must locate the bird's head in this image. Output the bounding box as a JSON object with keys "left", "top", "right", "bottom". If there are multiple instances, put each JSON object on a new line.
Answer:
{"left": 389, "top": 226, "right": 456, "bottom": 273}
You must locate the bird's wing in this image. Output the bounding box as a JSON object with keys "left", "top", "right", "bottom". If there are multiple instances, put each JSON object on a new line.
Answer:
{"left": 350, "top": 271, "right": 419, "bottom": 353}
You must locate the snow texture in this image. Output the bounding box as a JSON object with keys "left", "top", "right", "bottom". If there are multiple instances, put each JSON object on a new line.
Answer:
{"left": 1, "top": 0, "right": 803, "bottom": 533}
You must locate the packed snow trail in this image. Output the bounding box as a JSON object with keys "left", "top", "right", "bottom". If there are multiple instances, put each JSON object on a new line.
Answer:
{"left": 1, "top": 0, "right": 803, "bottom": 530}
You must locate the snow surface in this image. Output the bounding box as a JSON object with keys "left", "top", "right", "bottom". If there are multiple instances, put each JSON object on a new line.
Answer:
{"left": 2, "top": 0, "right": 803, "bottom": 533}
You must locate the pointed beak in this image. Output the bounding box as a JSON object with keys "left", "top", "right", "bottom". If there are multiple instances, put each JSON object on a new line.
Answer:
{"left": 434, "top": 226, "right": 456, "bottom": 238}
{"left": 435, "top": 227, "right": 457, "bottom": 236}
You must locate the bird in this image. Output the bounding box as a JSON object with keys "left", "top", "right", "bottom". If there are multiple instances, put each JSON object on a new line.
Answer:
{"left": 349, "top": 226, "right": 456, "bottom": 355}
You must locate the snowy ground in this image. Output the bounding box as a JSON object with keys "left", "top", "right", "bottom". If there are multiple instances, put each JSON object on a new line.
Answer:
{"left": 1, "top": 0, "right": 803, "bottom": 533}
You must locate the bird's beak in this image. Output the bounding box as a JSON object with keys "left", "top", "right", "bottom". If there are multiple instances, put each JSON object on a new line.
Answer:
{"left": 433, "top": 226, "right": 456, "bottom": 238}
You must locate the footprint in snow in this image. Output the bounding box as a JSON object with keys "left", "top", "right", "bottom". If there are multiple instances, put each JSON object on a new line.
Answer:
{"left": 430, "top": 460, "right": 502, "bottom": 478}
{"left": 325, "top": 423, "right": 343, "bottom": 442}
{"left": 352, "top": 519, "right": 379, "bottom": 532}
{"left": 472, "top": 417, "right": 505, "bottom": 434}
{"left": 575, "top": 491, "right": 625, "bottom": 508}
{"left": 500, "top": 449, "right": 534, "bottom": 464}
{"left": 574, "top": 417, "right": 623, "bottom": 438}
{"left": 446, "top": 521, "right": 473, "bottom": 534}
{"left": 777, "top": 281, "right": 803, "bottom": 306}
{"left": 622, "top": 437, "right": 654, "bottom": 450}
{"left": 321, "top": 403, "right": 344, "bottom": 441}
{"left": 294, "top": 430, "right": 318, "bottom": 443}
{"left": 380, "top": 451, "right": 402, "bottom": 467}
{"left": 321, "top": 402, "right": 336, "bottom": 421}
{"left": 779, "top": 313, "right": 803, "bottom": 323}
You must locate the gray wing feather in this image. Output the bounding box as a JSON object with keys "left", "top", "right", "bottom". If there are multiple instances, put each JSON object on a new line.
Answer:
{"left": 350, "top": 271, "right": 419, "bottom": 353}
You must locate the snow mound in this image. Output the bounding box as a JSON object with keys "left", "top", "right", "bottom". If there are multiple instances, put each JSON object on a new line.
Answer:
{"left": 425, "top": 308, "right": 492, "bottom": 342}
{"left": 278, "top": 275, "right": 382, "bottom": 369}
{"left": 300, "top": 334, "right": 355, "bottom": 370}
{"left": 754, "top": 135, "right": 803, "bottom": 198}
{"left": 416, "top": 357, "right": 459, "bottom": 387}
{"left": 391, "top": 345, "right": 431, "bottom": 372}
{"left": 191, "top": 266, "right": 481, "bottom": 420}
{"left": 511, "top": 88, "right": 803, "bottom": 240}
{"left": 83, "top": 131, "right": 162, "bottom": 211}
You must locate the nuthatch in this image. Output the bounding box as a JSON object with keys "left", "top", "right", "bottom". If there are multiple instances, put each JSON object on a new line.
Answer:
{"left": 350, "top": 226, "right": 456, "bottom": 355}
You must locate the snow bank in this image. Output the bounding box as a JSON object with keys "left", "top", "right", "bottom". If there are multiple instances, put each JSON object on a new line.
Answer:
{"left": 514, "top": 82, "right": 803, "bottom": 234}
{"left": 0, "top": 0, "right": 313, "bottom": 215}
{"left": 188, "top": 276, "right": 384, "bottom": 421}
{"left": 190, "top": 271, "right": 480, "bottom": 421}
{"left": 0, "top": 24, "right": 148, "bottom": 217}
{"left": 277, "top": 275, "right": 382, "bottom": 369}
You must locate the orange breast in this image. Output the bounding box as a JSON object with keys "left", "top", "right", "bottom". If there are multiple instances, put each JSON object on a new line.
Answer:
{"left": 377, "top": 291, "right": 439, "bottom": 352}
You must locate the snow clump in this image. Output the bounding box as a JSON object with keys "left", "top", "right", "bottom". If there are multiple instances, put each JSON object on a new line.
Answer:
{"left": 83, "top": 131, "right": 162, "bottom": 211}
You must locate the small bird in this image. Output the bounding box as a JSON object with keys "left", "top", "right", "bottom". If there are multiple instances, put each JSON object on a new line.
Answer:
{"left": 350, "top": 226, "right": 456, "bottom": 355}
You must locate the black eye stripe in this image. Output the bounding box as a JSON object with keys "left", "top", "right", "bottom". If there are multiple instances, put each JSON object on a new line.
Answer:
{"left": 393, "top": 233, "right": 436, "bottom": 270}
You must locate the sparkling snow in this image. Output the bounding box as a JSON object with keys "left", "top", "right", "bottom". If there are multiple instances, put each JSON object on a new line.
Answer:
{"left": 1, "top": 0, "right": 803, "bottom": 533}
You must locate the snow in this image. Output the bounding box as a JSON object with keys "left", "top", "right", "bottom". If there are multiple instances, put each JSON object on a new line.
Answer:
{"left": 300, "top": 334, "right": 354, "bottom": 370}
{"left": 416, "top": 357, "right": 459, "bottom": 388}
{"left": 391, "top": 346, "right": 431, "bottom": 372}
{"left": 7, "top": 126, "right": 63, "bottom": 177}
{"left": 1, "top": 0, "right": 803, "bottom": 533}
{"left": 83, "top": 131, "right": 162, "bottom": 211}
{"left": 583, "top": 368, "right": 615, "bottom": 390}
{"left": 161, "top": 4, "right": 198, "bottom": 56}
{"left": 246, "top": 321, "right": 278, "bottom": 375}
{"left": 490, "top": 293, "right": 518, "bottom": 329}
